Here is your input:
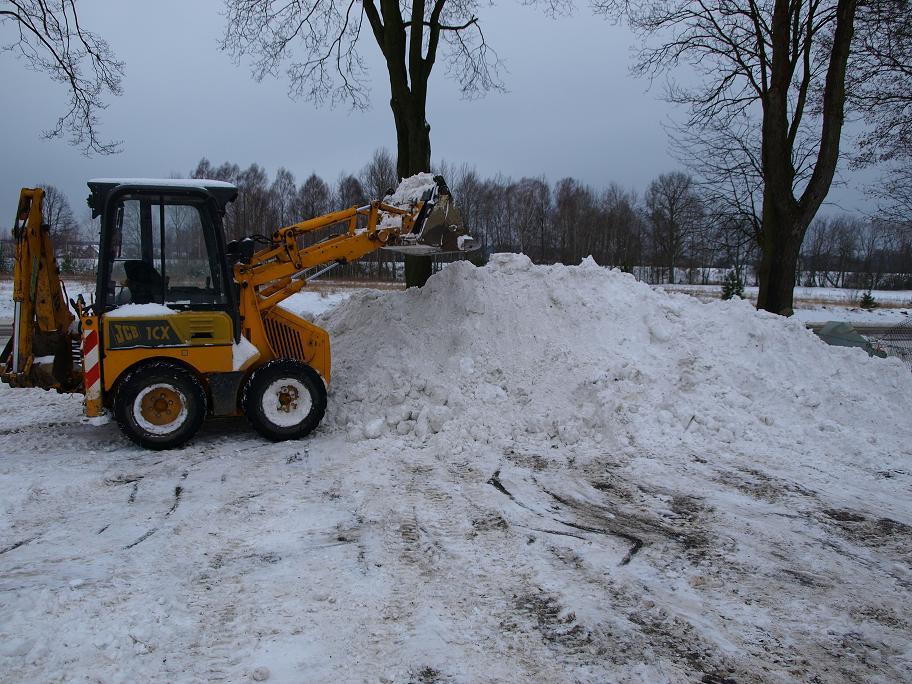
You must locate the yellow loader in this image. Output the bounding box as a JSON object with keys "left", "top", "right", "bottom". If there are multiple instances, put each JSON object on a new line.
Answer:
{"left": 1, "top": 176, "right": 471, "bottom": 449}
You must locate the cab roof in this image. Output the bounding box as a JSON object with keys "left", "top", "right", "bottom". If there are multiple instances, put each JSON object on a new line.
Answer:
{"left": 86, "top": 178, "right": 238, "bottom": 217}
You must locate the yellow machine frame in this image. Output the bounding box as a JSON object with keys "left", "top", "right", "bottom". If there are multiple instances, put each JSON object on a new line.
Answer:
{"left": 2, "top": 182, "right": 465, "bottom": 429}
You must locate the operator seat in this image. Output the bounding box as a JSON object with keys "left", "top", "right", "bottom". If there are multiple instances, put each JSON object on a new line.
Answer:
{"left": 124, "top": 260, "right": 164, "bottom": 304}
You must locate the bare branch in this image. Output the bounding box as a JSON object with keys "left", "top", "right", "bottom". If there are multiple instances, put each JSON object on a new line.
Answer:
{"left": 221, "top": 0, "right": 508, "bottom": 108}
{"left": 1, "top": 0, "right": 124, "bottom": 154}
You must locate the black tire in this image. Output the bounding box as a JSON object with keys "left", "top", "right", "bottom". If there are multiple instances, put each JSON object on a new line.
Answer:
{"left": 114, "top": 362, "right": 207, "bottom": 450}
{"left": 242, "top": 359, "right": 327, "bottom": 441}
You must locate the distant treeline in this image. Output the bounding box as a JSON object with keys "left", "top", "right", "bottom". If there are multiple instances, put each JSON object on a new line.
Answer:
{"left": 2, "top": 150, "right": 909, "bottom": 290}
{"left": 189, "top": 150, "right": 912, "bottom": 290}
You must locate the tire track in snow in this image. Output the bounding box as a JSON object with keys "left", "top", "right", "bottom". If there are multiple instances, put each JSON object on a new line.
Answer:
{"left": 487, "top": 468, "right": 649, "bottom": 566}
{"left": 0, "top": 535, "right": 40, "bottom": 555}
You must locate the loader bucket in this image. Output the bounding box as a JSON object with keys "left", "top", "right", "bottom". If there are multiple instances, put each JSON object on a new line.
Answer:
{"left": 384, "top": 176, "right": 477, "bottom": 255}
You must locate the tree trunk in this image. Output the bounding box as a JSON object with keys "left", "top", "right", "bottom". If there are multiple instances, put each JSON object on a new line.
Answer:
{"left": 753, "top": 0, "right": 856, "bottom": 314}
{"left": 404, "top": 251, "right": 433, "bottom": 286}
{"left": 391, "top": 90, "right": 434, "bottom": 287}
{"left": 369, "top": 0, "right": 439, "bottom": 286}
{"left": 756, "top": 203, "right": 805, "bottom": 314}
{"left": 391, "top": 97, "right": 432, "bottom": 180}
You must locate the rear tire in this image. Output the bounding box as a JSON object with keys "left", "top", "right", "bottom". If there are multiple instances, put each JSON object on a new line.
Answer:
{"left": 242, "top": 359, "right": 327, "bottom": 441}
{"left": 114, "top": 362, "right": 206, "bottom": 450}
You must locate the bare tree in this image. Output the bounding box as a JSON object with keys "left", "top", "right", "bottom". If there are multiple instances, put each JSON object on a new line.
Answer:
{"left": 713, "top": 213, "right": 758, "bottom": 286}
{"left": 191, "top": 157, "right": 246, "bottom": 239}
{"left": 221, "top": 1, "right": 569, "bottom": 179}
{"left": 802, "top": 218, "right": 832, "bottom": 286}
{"left": 234, "top": 164, "right": 272, "bottom": 240}
{"left": 450, "top": 165, "right": 482, "bottom": 240}
{"left": 831, "top": 217, "right": 860, "bottom": 288}
{"left": 599, "top": 0, "right": 862, "bottom": 314}
{"left": 335, "top": 173, "right": 367, "bottom": 209}
{"left": 511, "top": 176, "right": 552, "bottom": 261}
{"left": 294, "top": 173, "right": 332, "bottom": 221}
{"left": 601, "top": 184, "right": 644, "bottom": 272}
{"left": 853, "top": 5, "right": 912, "bottom": 165}
{"left": 877, "top": 167, "right": 912, "bottom": 225}
{"left": 553, "top": 177, "right": 594, "bottom": 264}
{"left": 39, "top": 184, "right": 77, "bottom": 243}
{"left": 669, "top": 115, "right": 764, "bottom": 244}
{"left": 855, "top": 219, "right": 891, "bottom": 290}
{"left": 847, "top": 5, "right": 912, "bottom": 224}
{"left": 1, "top": 0, "right": 123, "bottom": 154}
{"left": 645, "top": 172, "right": 702, "bottom": 284}
{"left": 286, "top": 172, "right": 335, "bottom": 251}
{"left": 356, "top": 148, "right": 397, "bottom": 277}
{"left": 269, "top": 167, "right": 298, "bottom": 227}
{"left": 360, "top": 148, "right": 397, "bottom": 199}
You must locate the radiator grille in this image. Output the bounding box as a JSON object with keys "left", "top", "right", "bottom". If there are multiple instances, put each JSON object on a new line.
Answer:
{"left": 264, "top": 314, "right": 309, "bottom": 362}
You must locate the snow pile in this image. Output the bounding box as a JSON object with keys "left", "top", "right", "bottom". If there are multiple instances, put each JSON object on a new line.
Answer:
{"left": 323, "top": 254, "right": 911, "bottom": 471}
{"left": 383, "top": 172, "right": 437, "bottom": 208}
{"left": 279, "top": 290, "right": 353, "bottom": 321}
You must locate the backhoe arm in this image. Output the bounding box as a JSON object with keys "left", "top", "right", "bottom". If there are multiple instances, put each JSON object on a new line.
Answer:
{"left": 1, "top": 188, "right": 77, "bottom": 390}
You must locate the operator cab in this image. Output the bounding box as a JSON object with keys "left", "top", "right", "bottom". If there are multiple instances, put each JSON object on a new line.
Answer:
{"left": 87, "top": 179, "right": 238, "bottom": 320}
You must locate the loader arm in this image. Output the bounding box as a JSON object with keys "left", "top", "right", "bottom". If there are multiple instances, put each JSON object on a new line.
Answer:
{"left": 229, "top": 175, "right": 472, "bottom": 381}
{"left": 235, "top": 201, "right": 426, "bottom": 312}
{"left": 234, "top": 176, "right": 471, "bottom": 316}
{"left": 1, "top": 188, "right": 78, "bottom": 391}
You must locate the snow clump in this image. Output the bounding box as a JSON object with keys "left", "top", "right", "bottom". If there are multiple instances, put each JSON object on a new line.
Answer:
{"left": 383, "top": 172, "right": 438, "bottom": 208}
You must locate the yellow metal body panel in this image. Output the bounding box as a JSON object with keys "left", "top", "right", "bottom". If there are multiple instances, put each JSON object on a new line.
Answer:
{"left": 100, "top": 311, "right": 234, "bottom": 392}
{"left": 236, "top": 280, "right": 331, "bottom": 383}
{"left": 266, "top": 307, "right": 331, "bottom": 383}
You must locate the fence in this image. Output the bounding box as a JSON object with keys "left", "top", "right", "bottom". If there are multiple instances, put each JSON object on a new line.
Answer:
{"left": 873, "top": 319, "right": 912, "bottom": 372}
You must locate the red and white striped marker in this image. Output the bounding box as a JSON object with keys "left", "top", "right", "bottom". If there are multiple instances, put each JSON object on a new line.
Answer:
{"left": 81, "top": 320, "right": 103, "bottom": 417}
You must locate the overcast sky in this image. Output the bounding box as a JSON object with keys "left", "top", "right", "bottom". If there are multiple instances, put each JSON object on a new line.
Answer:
{"left": 0, "top": 0, "right": 875, "bottom": 224}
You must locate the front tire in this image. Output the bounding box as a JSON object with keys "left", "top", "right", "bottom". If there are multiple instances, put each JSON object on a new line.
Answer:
{"left": 114, "top": 362, "right": 206, "bottom": 450}
{"left": 242, "top": 359, "right": 327, "bottom": 441}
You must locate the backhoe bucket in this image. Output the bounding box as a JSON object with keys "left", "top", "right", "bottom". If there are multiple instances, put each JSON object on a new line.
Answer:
{"left": 384, "top": 176, "right": 476, "bottom": 255}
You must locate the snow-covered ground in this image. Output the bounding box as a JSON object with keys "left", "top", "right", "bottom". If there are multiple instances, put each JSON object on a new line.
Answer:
{"left": 0, "top": 279, "right": 95, "bottom": 320}
{"left": 2, "top": 257, "right": 912, "bottom": 682}
{"left": 793, "top": 305, "right": 910, "bottom": 326}
{"left": 656, "top": 283, "right": 912, "bottom": 327}
{"left": 659, "top": 283, "right": 912, "bottom": 306}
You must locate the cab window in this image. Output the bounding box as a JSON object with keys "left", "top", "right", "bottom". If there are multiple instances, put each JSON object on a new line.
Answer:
{"left": 106, "top": 195, "right": 226, "bottom": 309}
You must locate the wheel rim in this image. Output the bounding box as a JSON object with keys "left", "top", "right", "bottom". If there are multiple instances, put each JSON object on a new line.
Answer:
{"left": 133, "top": 383, "right": 189, "bottom": 435}
{"left": 262, "top": 378, "right": 312, "bottom": 428}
